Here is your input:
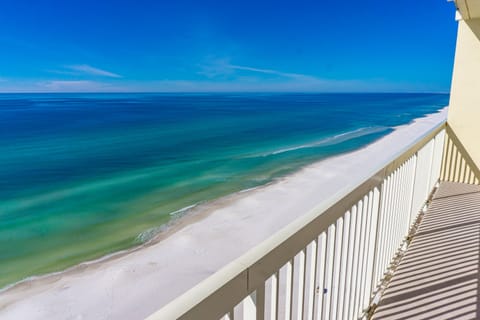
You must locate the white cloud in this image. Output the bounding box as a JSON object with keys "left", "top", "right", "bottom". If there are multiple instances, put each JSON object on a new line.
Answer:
{"left": 198, "top": 59, "right": 314, "bottom": 81}
{"left": 197, "top": 58, "right": 235, "bottom": 78}
{"left": 228, "top": 64, "right": 312, "bottom": 79}
{"left": 190, "top": 59, "right": 445, "bottom": 92}
{"left": 46, "top": 65, "right": 122, "bottom": 78}
{"left": 0, "top": 61, "right": 446, "bottom": 93}
{"left": 65, "top": 64, "right": 122, "bottom": 78}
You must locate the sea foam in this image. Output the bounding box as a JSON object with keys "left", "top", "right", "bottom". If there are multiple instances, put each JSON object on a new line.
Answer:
{"left": 250, "top": 126, "right": 390, "bottom": 158}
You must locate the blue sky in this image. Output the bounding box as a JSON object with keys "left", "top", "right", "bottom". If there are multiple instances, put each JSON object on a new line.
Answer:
{"left": 0, "top": 0, "right": 457, "bottom": 92}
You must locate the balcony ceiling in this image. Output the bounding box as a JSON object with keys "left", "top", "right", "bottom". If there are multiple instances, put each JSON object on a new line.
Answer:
{"left": 456, "top": 0, "right": 480, "bottom": 20}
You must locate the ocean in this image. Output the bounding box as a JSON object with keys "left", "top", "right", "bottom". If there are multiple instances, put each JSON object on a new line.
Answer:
{"left": 0, "top": 92, "right": 448, "bottom": 289}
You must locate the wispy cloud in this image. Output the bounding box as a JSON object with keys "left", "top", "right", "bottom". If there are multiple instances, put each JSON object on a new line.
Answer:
{"left": 0, "top": 59, "right": 445, "bottom": 93}
{"left": 228, "top": 65, "right": 312, "bottom": 79}
{"left": 66, "top": 64, "right": 122, "bottom": 78}
{"left": 48, "top": 65, "right": 122, "bottom": 78}
{"left": 197, "top": 58, "right": 235, "bottom": 78}
{"left": 198, "top": 58, "right": 314, "bottom": 80}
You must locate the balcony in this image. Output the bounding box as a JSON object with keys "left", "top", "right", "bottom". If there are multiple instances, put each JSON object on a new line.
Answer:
{"left": 372, "top": 181, "right": 480, "bottom": 319}
{"left": 143, "top": 118, "right": 479, "bottom": 320}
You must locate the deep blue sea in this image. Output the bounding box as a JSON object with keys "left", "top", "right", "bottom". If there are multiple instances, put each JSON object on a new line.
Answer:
{"left": 0, "top": 93, "right": 448, "bottom": 288}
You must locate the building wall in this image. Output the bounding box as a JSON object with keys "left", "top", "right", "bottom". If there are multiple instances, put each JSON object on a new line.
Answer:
{"left": 448, "top": 18, "right": 480, "bottom": 168}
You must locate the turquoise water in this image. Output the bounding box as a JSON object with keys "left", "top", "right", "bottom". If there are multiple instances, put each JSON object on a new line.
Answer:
{"left": 0, "top": 93, "right": 448, "bottom": 288}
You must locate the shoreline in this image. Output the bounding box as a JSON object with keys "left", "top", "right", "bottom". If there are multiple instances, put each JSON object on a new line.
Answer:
{"left": 0, "top": 179, "right": 277, "bottom": 295}
{"left": 0, "top": 108, "right": 448, "bottom": 319}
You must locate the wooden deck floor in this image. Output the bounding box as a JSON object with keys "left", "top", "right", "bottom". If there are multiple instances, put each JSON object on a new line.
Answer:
{"left": 372, "top": 182, "right": 480, "bottom": 320}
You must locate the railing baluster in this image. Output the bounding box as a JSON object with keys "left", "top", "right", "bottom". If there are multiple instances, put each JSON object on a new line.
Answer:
{"left": 398, "top": 163, "right": 407, "bottom": 239}
{"left": 336, "top": 210, "right": 350, "bottom": 320}
{"left": 364, "top": 187, "right": 381, "bottom": 310}
{"left": 396, "top": 165, "right": 405, "bottom": 250}
{"left": 441, "top": 134, "right": 449, "bottom": 180}
{"left": 330, "top": 217, "right": 345, "bottom": 320}
{"left": 313, "top": 232, "right": 327, "bottom": 320}
{"left": 401, "top": 161, "right": 411, "bottom": 236}
{"left": 407, "top": 156, "right": 417, "bottom": 228}
{"left": 385, "top": 175, "right": 394, "bottom": 274}
{"left": 445, "top": 136, "right": 452, "bottom": 181}
{"left": 322, "top": 224, "right": 336, "bottom": 320}
{"left": 399, "top": 163, "right": 408, "bottom": 245}
{"left": 289, "top": 257, "right": 295, "bottom": 320}
{"left": 359, "top": 191, "right": 373, "bottom": 313}
{"left": 353, "top": 195, "right": 369, "bottom": 318}
{"left": 372, "top": 182, "right": 385, "bottom": 290}
{"left": 452, "top": 138, "right": 458, "bottom": 181}
{"left": 384, "top": 171, "right": 394, "bottom": 265}
{"left": 302, "top": 241, "right": 317, "bottom": 320}
{"left": 264, "top": 274, "right": 277, "bottom": 320}
{"left": 430, "top": 134, "right": 438, "bottom": 188}
{"left": 430, "top": 131, "right": 444, "bottom": 189}
{"left": 452, "top": 146, "right": 459, "bottom": 182}
{"left": 460, "top": 157, "right": 466, "bottom": 183}
{"left": 425, "top": 141, "right": 435, "bottom": 203}
{"left": 291, "top": 250, "right": 305, "bottom": 320}
{"left": 444, "top": 135, "right": 449, "bottom": 181}
{"left": 347, "top": 203, "right": 362, "bottom": 320}
{"left": 448, "top": 141, "right": 455, "bottom": 181}
{"left": 457, "top": 148, "right": 463, "bottom": 182}
{"left": 278, "top": 261, "right": 293, "bottom": 320}
{"left": 343, "top": 206, "right": 357, "bottom": 320}
{"left": 379, "top": 176, "right": 391, "bottom": 284}
{"left": 387, "top": 171, "right": 397, "bottom": 265}
{"left": 428, "top": 137, "right": 436, "bottom": 190}
{"left": 363, "top": 192, "right": 373, "bottom": 313}
{"left": 396, "top": 173, "right": 402, "bottom": 251}
{"left": 382, "top": 176, "right": 391, "bottom": 273}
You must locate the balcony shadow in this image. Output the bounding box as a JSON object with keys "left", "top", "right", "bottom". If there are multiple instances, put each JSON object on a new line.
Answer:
{"left": 372, "top": 182, "right": 480, "bottom": 320}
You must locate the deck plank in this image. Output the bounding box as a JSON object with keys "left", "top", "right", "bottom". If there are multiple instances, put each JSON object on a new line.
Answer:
{"left": 372, "top": 182, "right": 480, "bottom": 320}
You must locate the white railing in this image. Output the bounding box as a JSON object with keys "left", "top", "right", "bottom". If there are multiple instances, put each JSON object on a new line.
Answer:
{"left": 146, "top": 122, "right": 448, "bottom": 320}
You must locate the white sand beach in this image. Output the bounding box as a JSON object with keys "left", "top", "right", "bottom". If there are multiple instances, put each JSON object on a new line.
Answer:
{"left": 0, "top": 109, "right": 447, "bottom": 320}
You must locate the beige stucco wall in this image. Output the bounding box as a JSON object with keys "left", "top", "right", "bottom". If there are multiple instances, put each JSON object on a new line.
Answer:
{"left": 448, "top": 18, "right": 480, "bottom": 168}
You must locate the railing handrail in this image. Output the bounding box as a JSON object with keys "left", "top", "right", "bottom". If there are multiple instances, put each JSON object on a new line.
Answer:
{"left": 146, "top": 120, "right": 447, "bottom": 320}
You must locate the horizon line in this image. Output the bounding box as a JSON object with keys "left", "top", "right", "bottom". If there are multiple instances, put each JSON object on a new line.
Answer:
{"left": 0, "top": 91, "right": 451, "bottom": 95}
